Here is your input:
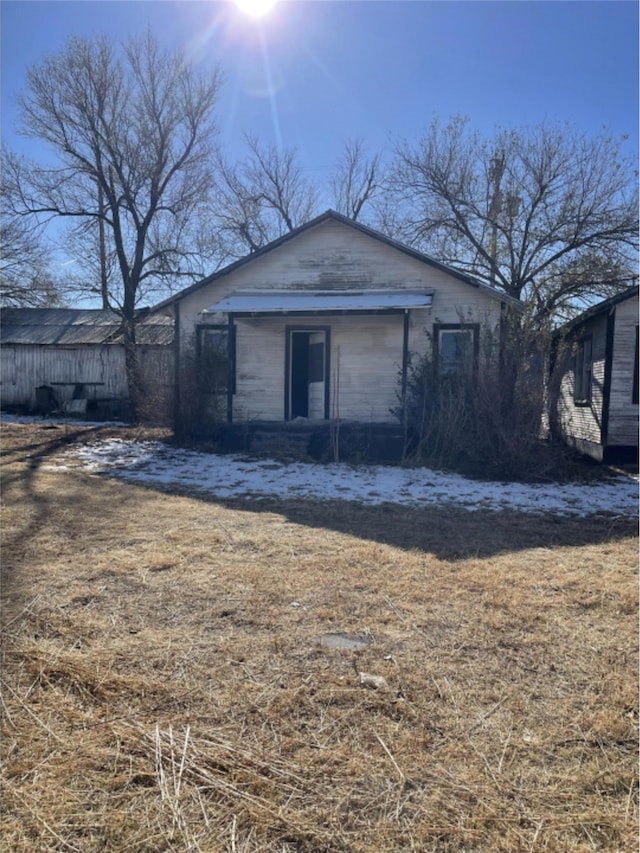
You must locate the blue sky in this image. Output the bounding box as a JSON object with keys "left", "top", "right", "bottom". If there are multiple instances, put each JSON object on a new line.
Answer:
{"left": 2, "top": 0, "right": 638, "bottom": 205}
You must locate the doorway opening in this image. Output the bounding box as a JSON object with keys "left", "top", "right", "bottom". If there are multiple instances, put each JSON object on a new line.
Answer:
{"left": 286, "top": 327, "right": 330, "bottom": 420}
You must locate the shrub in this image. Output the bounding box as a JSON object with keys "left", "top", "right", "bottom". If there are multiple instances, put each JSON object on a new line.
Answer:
{"left": 399, "top": 315, "right": 561, "bottom": 481}
{"left": 173, "top": 332, "right": 228, "bottom": 436}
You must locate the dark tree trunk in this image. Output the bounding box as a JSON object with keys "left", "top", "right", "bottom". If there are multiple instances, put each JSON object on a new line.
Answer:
{"left": 121, "top": 286, "right": 141, "bottom": 422}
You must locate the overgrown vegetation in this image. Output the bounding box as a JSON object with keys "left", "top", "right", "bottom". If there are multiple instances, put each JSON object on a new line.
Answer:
{"left": 399, "top": 314, "right": 566, "bottom": 481}
{"left": 173, "top": 331, "right": 230, "bottom": 436}
{"left": 1, "top": 421, "right": 637, "bottom": 852}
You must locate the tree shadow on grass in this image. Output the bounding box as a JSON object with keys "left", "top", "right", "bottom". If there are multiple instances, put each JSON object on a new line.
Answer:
{"left": 0, "top": 423, "right": 146, "bottom": 612}
{"left": 1, "top": 422, "right": 637, "bottom": 570}
{"left": 106, "top": 457, "right": 636, "bottom": 559}
{"left": 182, "top": 491, "right": 638, "bottom": 561}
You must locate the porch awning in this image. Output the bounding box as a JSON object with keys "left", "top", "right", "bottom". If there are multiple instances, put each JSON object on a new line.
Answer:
{"left": 204, "top": 289, "right": 433, "bottom": 315}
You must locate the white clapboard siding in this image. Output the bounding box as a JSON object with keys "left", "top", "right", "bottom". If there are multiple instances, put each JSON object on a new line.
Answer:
{"left": 330, "top": 315, "right": 404, "bottom": 422}
{"left": 231, "top": 312, "right": 501, "bottom": 424}
{"left": 177, "top": 218, "right": 505, "bottom": 339}
{"left": 176, "top": 217, "right": 507, "bottom": 424}
{"left": 233, "top": 315, "right": 406, "bottom": 422}
{"left": 554, "top": 288, "right": 639, "bottom": 459}
{"left": 555, "top": 314, "right": 607, "bottom": 452}
{"left": 233, "top": 318, "right": 286, "bottom": 421}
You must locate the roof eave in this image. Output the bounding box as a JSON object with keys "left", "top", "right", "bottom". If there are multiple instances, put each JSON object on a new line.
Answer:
{"left": 553, "top": 284, "right": 640, "bottom": 337}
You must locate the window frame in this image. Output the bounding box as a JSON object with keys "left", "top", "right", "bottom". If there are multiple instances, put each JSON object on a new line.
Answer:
{"left": 196, "top": 324, "right": 235, "bottom": 396}
{"left": 433, "top": 323, "right": 479, "bottom": 376}
{"left": 573, "top": 334, "right": 593, "bottom": 406}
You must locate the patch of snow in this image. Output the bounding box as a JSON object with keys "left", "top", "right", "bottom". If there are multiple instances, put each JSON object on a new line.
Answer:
{"left": 47, "top": 437, "right": 639, "bottom": 518}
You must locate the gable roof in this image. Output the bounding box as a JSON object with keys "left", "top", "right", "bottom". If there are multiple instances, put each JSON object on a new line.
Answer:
{"left": 0, "top": 307, "right": 174, "bottom": 346}
{"left": 152, "top": 209, "right": 521, "bottom": 312}
{"left": 554, "top": 285, "right": 639, "bottom": 337}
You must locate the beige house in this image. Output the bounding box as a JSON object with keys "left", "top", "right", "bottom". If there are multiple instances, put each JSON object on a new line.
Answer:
{"left": 552, "top": 285, "right": 639, "bottom": 463}
{"left": 154, "top": 211, "right": 520, "bottom": 444}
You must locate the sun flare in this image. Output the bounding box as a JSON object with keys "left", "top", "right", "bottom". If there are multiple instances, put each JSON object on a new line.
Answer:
{"left": 234, "top": 0, "right": 277, "bottom": 18}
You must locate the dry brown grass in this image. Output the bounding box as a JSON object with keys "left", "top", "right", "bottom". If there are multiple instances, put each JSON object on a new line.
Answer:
{"left": 1, "top": 420, "right": 638, "bottom": 852}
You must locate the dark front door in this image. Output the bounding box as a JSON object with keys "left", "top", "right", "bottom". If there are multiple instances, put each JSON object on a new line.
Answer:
{"left": 290, "top": 331, "right": 310, "bottom": 418}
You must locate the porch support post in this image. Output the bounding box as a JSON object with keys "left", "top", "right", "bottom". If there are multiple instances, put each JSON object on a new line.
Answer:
{"left": 324, "top": 327, "right": 331, "bottom": 420}
{"left": 401, "top": 309, "right": 410, "bottom": 425}
{"left": 601, "top": 308, "right": 616, "bottom": 447}
{"left": 284, "top": 326, "right": 291, "bottom": 421}
{"left": 173, "top": 301, "right": 181, "bottom": 433}
{"left": 227, "top": 314, "right": 235, "bottom": 425}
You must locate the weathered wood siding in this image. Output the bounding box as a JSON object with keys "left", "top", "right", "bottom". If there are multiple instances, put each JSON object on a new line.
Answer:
{"left": 0, "top": 344, "right": 174, "bottom": 410}
{"left": 232, "top": 314, "right": 412, "bottom": 423}
{"left": 232, "top": 318, "right": 284, "bottom": 422}
{"left": 553, "top": 290, "right": 639, "bottom": 459}
{"left": 607, "top": 294, "right": 639, "bottom": 447}
{"left": 554, "top": 315, "right": 607, "bottom": 458}
{"left": 330, "top": 315, "right": 405, "bottom": 422}
{"left": 176, "top": 218, "right": 505, "bottom": 424}
{"left": 178, "top": 220, "right": 502, "bottom": 328}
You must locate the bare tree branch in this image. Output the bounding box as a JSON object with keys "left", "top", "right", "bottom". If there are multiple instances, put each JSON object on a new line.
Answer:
{"left": 0, "top": 205, "right": 60, "bottom": 307}
{"left": 390, "top": 117, "right": 638, "bottom": 321}
{"left": 330, "top": 138, "right": 382, "bottom": 221}
{"left": 208, "top": 135, "right": 319, "bottom": 259}
{"left": 7, "top": 32, "right": 222, "bottom": 414}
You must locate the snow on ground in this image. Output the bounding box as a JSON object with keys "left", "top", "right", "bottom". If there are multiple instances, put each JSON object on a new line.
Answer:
{"left": 45, "top": 434, "right": 639, "bottom": 519}
{"left": 4, "top": 414, "right": 637, "bottom": 517}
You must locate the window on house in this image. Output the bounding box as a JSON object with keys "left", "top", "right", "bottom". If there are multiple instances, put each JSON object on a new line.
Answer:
{"left": 574, "top": 335, "right": 592, "bottom": 404}
{"left": 435, "top": 325, "right": 477, "bottom": 375}
{"left": 198, "top": 326, "right": 230, "bottom": 395}
{"left": 633, "top": 326, "right": 639, "bottom": 405}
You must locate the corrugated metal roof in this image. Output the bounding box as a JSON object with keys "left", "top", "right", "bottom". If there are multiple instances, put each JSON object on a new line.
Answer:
{"left": 132, "top": 324, "right": 175, "bottom": 346}
{"left": 0, "top": 308, "right": 173, "bottom": 346}
{"left": 205, "top": 289, "right": 433, "bottom": 315}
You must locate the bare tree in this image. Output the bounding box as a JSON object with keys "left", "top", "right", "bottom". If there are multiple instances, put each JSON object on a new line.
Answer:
{"left": 330, "top": 138, "right": 381, "bottom": 221}
{"left": 391, "top": 117, "right": 639, "bottom": 322}
{"left": 61, "top": 213, "right": 118, "bottom": 310}
{"left": 0, "top": 200, "right": 59, "bottom": 307}
{"left": 211, "top": 148, "right": 273, "bottom": 257}
{"left": 210, "top": 134, "right": 319, "bottom": 259}
{"left": 6, "top": 32, "right": 222, "bottom": 414}
{"left": 244, "top": 133, "right": 318, "bottom": 231}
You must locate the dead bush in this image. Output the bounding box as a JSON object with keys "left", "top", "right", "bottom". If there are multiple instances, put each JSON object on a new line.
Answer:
{"left": 400, "top": 315, "right": 564, "bottom": 480}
